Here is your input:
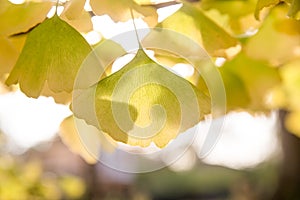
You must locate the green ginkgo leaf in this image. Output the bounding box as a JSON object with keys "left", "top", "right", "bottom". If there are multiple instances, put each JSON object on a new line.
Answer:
{"left": 287, "top": 0, "right": 300, "bottom": 19}
{"left": 221, "top": 53, "right": 280, "bottom": 112}
{"left": 74, "top": 49, "right": 211, "bottom": 148}
{"left": 6, "top": 15, "right": 92, "bottom": 98}
{"left": 159, "top": 2, "right": 238, "bottom": 57}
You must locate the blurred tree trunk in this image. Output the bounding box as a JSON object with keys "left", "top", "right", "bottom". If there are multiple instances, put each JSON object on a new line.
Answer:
{"left": 272, "top": 110, "right": 300, "bottom": 200}
{"left": 86, "top": 164, "right": 100, "bottom": 200}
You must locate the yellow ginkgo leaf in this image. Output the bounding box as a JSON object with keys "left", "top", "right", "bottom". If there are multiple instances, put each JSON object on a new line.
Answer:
{"left": 255, "top": 0, "right": 300, "bottom": 20}
{"left": 255, "top": 0, "right": 280, "bottom": 20}
{"left": 0, "top": 35, "right": 26, "bottom": 76}
{"left": 285, "top": 111, "right": 300, "bottom": 138}
{"left": 0, "top": 0, "right": 52, "bottom": 36}
{"left": 220, "top": 53, "right": 280, "bottom": 112}
{"left": 158, "top": 2, "right": 239, "bottom": 57}
{"left": 60, "top": 0, "right": 93, "bottom": 33}
{"left": 245, "top": 5, "right": 300, "bottom": 66}
{"left": 90, "top": 0, "right": 158, "bottom": 27}
{"left": 73, "top": 49, "right": 211, "bottom": 148}
{"left": 60, "top": 115, "right": 116, "bottom": 164}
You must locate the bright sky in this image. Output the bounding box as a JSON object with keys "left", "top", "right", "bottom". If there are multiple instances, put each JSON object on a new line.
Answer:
{"left": 0, "top": 91, "right": 71, "bottom": 150}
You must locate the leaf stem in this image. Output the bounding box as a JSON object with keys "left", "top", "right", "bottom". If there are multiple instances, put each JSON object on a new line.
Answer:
{"left": 130, "top": 8, "right": 142, "bottom": 49}
{"left": 55, "top": 0, "right": 59, "bottom": 15}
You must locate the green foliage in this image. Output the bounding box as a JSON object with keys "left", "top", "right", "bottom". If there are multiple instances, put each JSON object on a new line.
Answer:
{"left": 0, "top": 156, "right": 85, "bottom": 199}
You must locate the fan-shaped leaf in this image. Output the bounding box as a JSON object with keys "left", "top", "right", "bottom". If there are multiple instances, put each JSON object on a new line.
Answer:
{"left": 74, "top": 49, "right": 211, "bottom": 147}
{"left": 60, "top": 115, "right": 116, "bottom": 164}
{"left": 60, "top": 0, "right": 93, "bottom": 32}
{"left": 6, "top": 15, "right": 92, "bottom": 98}
{"left": 159, "top": 3, "right": 238, "bottom": 57}
{"left": 0, "top": 0, "right": 52, "bottom": 36}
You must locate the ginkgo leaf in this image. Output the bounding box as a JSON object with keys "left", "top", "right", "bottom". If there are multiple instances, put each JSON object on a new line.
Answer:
{"left": 245, "top": 5, "right": 300, "bottom": 66}
{"left": 198, "top": 0, "right": 260, "bottom": 35}
{"left": 271, "top": 59, "right": 300, "bottom": 138}
{"left": 0, "top": 74, "right": 16, "bottom": 94}
{"left": 196, "top": 53, "right": 280, "bottom": 113}
{"left": 218, "top": 67, "right": 250, "bottom": 111}
{"left": 277, "top": 59, "right": 300, "bottom": 111}
{"left": 60, "top": 0, "right": 93, "bottom": 32}
{"left": 255, "top": 0, "right": 280, "bottom": 20}
{"left": 90, "top": 0, "right": 158, "bottom": 27}
{"left": 287, "top": 0, "right": 300, "bottom": 19}
{"left": 200, "top": 0, "right": 257, "bottom": 18}
{"left": 60, "top": 115, "right": 116, "bottom": 164}
{"left": 61, "top": 0, "right": 85, "bottom": 20}
{"left": 73, "top": 49, "right": 211, "bottom": 148}
{"left": 41, "top": 82, "right": 72, "bottom": 104}
{"left": 0, "top": 34, "right": 26, "bottom": 76}
{"left": 220, "top": 53, "right": 280, "bottom": 112}
{"left": 159, "top": 2, "right": 239, "bottom": 57}
{"left": 74, "top": 39, "right": 127, "bottom": 90}
{"left": 285, "top": 111, "right": 300, "bottom": 137}
{"left": 151, "top": 50, "right": 189, "bottom": 69}
{"left": 6, "top": 15, "right": 92, "bottom": 98}
{"left": 255, "top": 0, "right": 300, "bottom": 19}
{"left": 60, "top": 116, "right": 100, "bottom": 164}
{"left": 0, "top": 0, "right": 52, "bottom": 36}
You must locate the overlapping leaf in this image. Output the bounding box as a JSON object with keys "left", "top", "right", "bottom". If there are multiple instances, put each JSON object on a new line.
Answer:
{"left": 0, "top": 34, "right": 26, "bottom": 76}
{"left": 0, "top": 0, "right": 52, "bottom": 36}
{"left": 74, "top": 49, "right": 211, "bottom": 147}
{"left": 60, "top": 115, "right": 115, "bottom": 164}
{"left": 220, "top": 53, "right": 281, "bottom": 112}
{"left": 245, "top": 5, "right": 300, "bottom": 66}
{"left": 90, "top": 0, "right": 158, "bottom": 27}
{"left": 195, "top": 52, "right": 280, "bottom": 112}
{"left": 60, "top": 0, "right": 93, "bottom": 32}
{"left": 159, "top": 2, "right": 239, "bottom": 57}
{"left": 6, "top": 15, "right": 92, "bottom": 100}
{"left": 255, "top": 0, "right": 300, "bottom": 20}
{"left": 198, "top": 0, "right": 260, "bottom": 35}
{"left": 255, "top": 0, "right": 280, "bottom": 19}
